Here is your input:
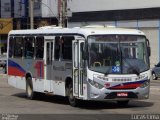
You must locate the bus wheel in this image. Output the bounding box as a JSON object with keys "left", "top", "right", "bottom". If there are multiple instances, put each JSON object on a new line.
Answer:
{"left": 26, "top": 77, "right": 36, "bottom": 100}
{"left": 117, "top": 100, "right": 129, "bottom": 106}
{"left": 68, "top": 84, "right": 79, "bottom": 107}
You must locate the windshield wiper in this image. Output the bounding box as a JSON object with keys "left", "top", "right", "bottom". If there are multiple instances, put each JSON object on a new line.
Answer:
{"left": 105, "top": 69, "right": 110, "bottom": 76}
{"left": 128, "top": 66, "right": 140, "bottom": 76}
{"left": 134, "top": 69, "right": 140, "bottom": 76}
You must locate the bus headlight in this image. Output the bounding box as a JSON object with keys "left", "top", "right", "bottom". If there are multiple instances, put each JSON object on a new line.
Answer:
{"left": 140, "top": 80, "right": 150, "bottom": 88}
{"left": 135, "top": 74, "right": 146, "bottom": 80}
{"left": 88, "top": 79, "right": 104, "bottom": 89}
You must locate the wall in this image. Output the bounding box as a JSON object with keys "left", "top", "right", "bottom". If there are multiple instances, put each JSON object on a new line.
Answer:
{"left": 14, "top": 0, "right": 26, "bottom": 18}
{"left": 1, "top": 0, "right": 11, "bottom": 18}
{"left": 33, "top": 0, "right": 42, "bottom": 17}
{"left": 41, "top": 0, "right": 58, "bottom": 18}
{"left": 68, "top": 0, "right": 160, "bottom": 12}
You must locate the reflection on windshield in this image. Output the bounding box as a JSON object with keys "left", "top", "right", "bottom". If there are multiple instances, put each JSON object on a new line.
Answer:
{"left": 88, "top": 35, "right": 149, "bottom": 74}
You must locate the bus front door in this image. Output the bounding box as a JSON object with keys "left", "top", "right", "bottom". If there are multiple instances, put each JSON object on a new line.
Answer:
{"left": 44, "top": 37, "right": 54, "bottom": 93}
{"left": 72, "top": 40, "right": 84, "bottom": 98}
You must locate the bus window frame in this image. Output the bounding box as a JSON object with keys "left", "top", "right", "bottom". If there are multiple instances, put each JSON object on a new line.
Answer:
{"left": 13, "top": 36, "right": 24, "bottom": 58}
{"left": 24, "top": 36, "right": 35, "bottom": 59}
{"left": 35, "top": 36, "right": 44, "bottom": 60}
{"left": 8, "top": 37, "right": 14, "bottom": 58}
{"left": 54, "top": 36, "right": 61, "bottom": 61}
{"left": 54, "top": 35, "right": 75, "bottom": 62}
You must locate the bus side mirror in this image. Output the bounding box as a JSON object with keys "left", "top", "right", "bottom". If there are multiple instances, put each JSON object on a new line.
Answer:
{"left": 147, "top": 46, "right": 151, "bottom": 56}
{"left": 146, "top": 39, "right": 151, "bottom": 56}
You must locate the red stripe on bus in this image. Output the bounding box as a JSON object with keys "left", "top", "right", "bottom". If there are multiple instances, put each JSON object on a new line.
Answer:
{"left": 110, "top": 83, "right": 141, "bottom": 89}
{"left": 8, "top": 66, "right": 25, "bottom": 77}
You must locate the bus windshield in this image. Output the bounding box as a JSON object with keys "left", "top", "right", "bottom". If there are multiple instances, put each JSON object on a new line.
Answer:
{"left": 87, "top": 35, "right": 149, "bottom": 75}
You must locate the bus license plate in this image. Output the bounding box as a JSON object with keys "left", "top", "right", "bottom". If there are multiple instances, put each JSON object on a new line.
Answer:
{"left": 117, "top": 92, "right": 128, "bottom": 97}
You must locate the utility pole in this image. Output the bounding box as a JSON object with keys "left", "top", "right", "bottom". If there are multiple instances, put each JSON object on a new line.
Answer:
{"left": 63, "top": 0, "right": 67, "bottom": 27}
{"left": 58, "top": 0, "right": 63, "bottom": 27}
{"left": 29, "top": 0, "right": 34, "bottom": 29}
{"left": 58, "top": 0, "right": 67, "bottom": 27}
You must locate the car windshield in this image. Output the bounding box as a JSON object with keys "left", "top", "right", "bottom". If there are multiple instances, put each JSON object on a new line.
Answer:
{"left": 87, "top": 35, "right": 149, "bottom": 74}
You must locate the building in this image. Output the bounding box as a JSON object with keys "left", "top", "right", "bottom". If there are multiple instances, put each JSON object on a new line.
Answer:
{"left": 67, "top": 0, "right": 160, "bottom": 67}
{"left": 13, "top": 0, "right": 59, "bottom": 29}
{"left": 0, "top": 0, "right": 59, "bottom": 58}
{"left": 0, "top": 0, "right": 13, "bottom": 56}
{"left": 0, "top": 0, "right": 60, "bottom": 30}
{"left": 0, "top": 0, "right": 60, "bottom": 72}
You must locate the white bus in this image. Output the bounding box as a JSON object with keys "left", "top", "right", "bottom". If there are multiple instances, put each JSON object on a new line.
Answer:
{"left": 7, "top": 25, "right": 151, "bottom": 106}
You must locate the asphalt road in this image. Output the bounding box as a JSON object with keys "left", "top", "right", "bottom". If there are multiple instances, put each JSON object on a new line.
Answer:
{"left": 0, "top": 74, "right": 160, "bottom": 119}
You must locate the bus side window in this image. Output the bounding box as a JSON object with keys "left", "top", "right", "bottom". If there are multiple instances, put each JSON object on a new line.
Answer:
{"left": 54, "top": 36, "right": 74, "bottom": 61}
{"left": 9, "top": 37, "right": 14, "bottom": 58}
{"left": 24, "top": 37, "right": 35, "bottom": 59}
{"left": 14, "top": 37, "right": 24, "bottom": 58}
{"left": 35, "top": 37, "right": 44, "bottom": 59}
{"left": 54, "top": 36, "right": 60, "bottom": 60}
{"left": 62, "top": 36, "right": 74, "bottom": 60}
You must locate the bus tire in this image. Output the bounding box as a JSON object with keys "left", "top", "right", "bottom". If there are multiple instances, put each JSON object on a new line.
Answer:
{"left": 117, "top": 100, "right": 129, "bottom": 106}
{"left": 26, "top": 77, "right": 37, "bottom": 100}
{"left": 68, "top": 83, "right": 79, "bottom": 107}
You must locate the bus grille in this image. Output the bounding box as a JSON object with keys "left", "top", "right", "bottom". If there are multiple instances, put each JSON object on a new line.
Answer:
{"left": 112, "top": 78, "right": 132, "bottom": 82}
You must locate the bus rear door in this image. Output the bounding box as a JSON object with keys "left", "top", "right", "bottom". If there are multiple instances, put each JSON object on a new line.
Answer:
{"left": 44, "top": 36, "right": 54, "bottom": 93}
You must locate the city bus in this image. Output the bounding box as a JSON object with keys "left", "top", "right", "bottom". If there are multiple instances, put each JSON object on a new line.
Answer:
{"left": 7, "top": 25, "right": 151, "bottom": 107}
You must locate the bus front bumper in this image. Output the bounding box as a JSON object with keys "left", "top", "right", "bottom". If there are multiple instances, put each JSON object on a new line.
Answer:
{"left": 88, "top": 84, "right": 150, "bottom": 101}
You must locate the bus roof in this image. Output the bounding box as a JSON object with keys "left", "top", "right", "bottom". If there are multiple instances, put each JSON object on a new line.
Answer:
{"left": 8, "top": 25, "right": 145, "bottom": 37}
